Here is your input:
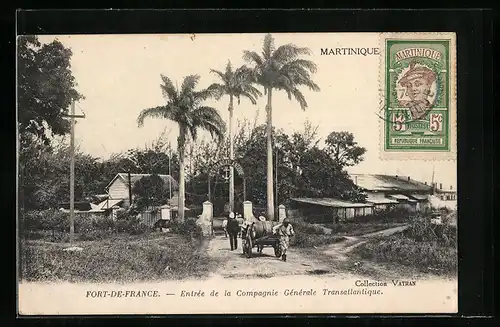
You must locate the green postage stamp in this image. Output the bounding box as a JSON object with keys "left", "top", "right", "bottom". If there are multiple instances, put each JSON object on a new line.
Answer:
{"left": 380, "top": 33, "right": 456, "bottom": 160}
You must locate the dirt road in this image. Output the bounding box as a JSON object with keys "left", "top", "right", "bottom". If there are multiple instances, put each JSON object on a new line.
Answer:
{"left": 206, "top": 224, "right": 439, "bottom": 280}
{"left": 207, "top": 234, "right": 354, "bottom": 279}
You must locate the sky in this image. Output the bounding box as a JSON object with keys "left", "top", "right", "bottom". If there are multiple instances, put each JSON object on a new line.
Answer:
{"left": 35, "top": 33, "right": 457, "bottom": 188}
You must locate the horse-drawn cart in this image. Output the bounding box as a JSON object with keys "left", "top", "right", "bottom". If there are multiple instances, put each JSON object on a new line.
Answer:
{"left": 242, "top": 221, "right": 282, "bottom": 258}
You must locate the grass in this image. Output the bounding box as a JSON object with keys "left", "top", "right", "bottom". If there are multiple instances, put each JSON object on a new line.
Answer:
{"left": 351, "top": 233, "right": 457, "bottom": 275}
{"left": 322, "top": 222, "right": 405, "bottom": 236}
{"left": 19, "top": 232, "right": 216, "bottom": 282}
{"left": 289, "top": 218, "right": 404, "bottom": 249}
{"left": 291, "top": 233, "right": 347, "bottom": 248}
{"left": 290, "top": 220, "right": 347, "bottom": 248}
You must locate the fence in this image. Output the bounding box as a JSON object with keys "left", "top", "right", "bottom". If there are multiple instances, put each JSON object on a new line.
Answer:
{"left": 139, "top": 209, "right": 160, "bottom": 228}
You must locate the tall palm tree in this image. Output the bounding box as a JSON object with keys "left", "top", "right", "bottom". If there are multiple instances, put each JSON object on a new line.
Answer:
{"left": 138, "top": 74, "right": 226, "bottom": 222}
{"left": 207, "top": 60, "right": 262, "bottom": 213}
{"left": 243, "top": 33, "right": 320, "bottom": 220}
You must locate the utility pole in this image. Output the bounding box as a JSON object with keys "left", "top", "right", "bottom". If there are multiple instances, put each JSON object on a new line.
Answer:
{"left": 64, "top": 100, "right": 85, "bottom": 244}
{"left": 128, "top": 171, "right": 132, "bottom": 208}
{"left": 275, "top": 146, "right": 278, "bottom": 217}
{"left": 168, "top": 150, "right": 172, "bottom": 200}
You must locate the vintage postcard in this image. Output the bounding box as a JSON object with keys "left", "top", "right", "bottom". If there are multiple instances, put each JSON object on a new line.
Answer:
{"left": 17, "top": 33, "right": 457, "bottom": 315}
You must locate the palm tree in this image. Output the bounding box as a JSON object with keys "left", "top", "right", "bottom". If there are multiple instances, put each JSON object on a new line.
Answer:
{"left": 243, "top": 33, "right": 320, "bottom": 220}
{"left": 137, "top": 74, "right": 226, "bottom": 222}
{"left": 207, "top": 61, "right": 262, "bottom": 213}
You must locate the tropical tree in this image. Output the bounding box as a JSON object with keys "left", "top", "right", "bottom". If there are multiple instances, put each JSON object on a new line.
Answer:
{"left": 242, "top": 33, "right": 320, "bottom": 220}
{"left": 137, "top": 74, "right": 226, "bottom": 222}
{"left": 324, "top": 131, "right": 367, "bottom": 167}
{"left": 207, "top": 61, "right": 262, "bottom": 212}
{"left": 18, "top": 36, "right": 83, "bottom": 147}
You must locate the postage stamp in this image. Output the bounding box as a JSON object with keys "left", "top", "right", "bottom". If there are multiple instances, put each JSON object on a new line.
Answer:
{"left": 17, "top": 32, "right": 458, "bottom": 315}
{"left": 379, "top": 33, "right": 456, "bottom": 160}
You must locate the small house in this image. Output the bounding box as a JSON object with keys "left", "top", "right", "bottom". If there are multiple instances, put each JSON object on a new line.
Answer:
{"left": 290, "top": 197, "right": 374, "bottom": 223}
{"left": 351, "top": 174, "right": 433, "bottom": 213}
{"left": 103, "top": 173, "right": 179, "bottom": 208}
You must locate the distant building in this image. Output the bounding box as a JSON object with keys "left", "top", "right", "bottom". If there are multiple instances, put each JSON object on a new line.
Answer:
{"left": 433, "top": 183, "right": 457, "bottom": 201}
{"left": 101, "top": 173, "right": 179, "bottom": 209}
{"left": 351, "top": 174, "right": 433, "bottom": 213}
{"left": 289, "top": 174, "right": 436, "bottom": 224}
{"left": 290, "top": 197, "right": 374, "bottom": 223}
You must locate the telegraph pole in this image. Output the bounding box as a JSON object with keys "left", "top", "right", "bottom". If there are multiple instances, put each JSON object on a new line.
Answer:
{"left": 169, "top": 149, "right": 172, "bottom": 200}
{"left": 275, "top": 147, "right": 278, "bottom": 219}
{"left": 64, "top": 100, "right": 85, "bottom": 244}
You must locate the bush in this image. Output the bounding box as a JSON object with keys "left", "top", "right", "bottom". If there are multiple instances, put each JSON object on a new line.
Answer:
{"left": 171, "top": 219, "right": 203, "bottom": 241}
{"left": 293, "top": 220, "right": 327, "bottom": 235}
{"left": 114, "top": 211, "right": 149, "bottom": 235}
{"left": 404, "top": 216, "right": 457, "bottom": 247}
{"left": 91, "top": 216, "right": 116, "bottom": 231}
{"left": 74, "top": 214, "right": 93, "bottom": 234}
{"left": 128, "top": 221, "right": 149, "bottom": 235}
{"left": 23, "top": 209, "right": 69, "bottom": 233}
{"left": 23, "top": 209, "right": 150, "bottom": 242}
{"left": 354, "top": 207, "right": 411, "bottom": 223}
{"left": 78, "top": 229, "right": 113, "bottom": 241}
{"left": 352, "top": 234, "right": 457, "bottom": 274}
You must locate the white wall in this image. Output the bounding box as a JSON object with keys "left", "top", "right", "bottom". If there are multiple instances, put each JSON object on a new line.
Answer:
{"left": 108, "top": 178, "right": 129, "bottom": 200}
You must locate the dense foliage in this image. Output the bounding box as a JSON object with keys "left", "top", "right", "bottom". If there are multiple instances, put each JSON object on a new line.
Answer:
{"left": 132, "top": 174, "right": 169, "bottom": 212}
{"left": 18, "top": 36, "right": 83, "bottom": 146}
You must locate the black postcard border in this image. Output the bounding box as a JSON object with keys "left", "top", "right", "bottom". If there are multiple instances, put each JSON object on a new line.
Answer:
{"left": 4, "top": 8, "right": 495, "bottom": 325}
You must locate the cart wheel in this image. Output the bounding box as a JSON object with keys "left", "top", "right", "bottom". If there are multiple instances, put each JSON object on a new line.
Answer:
{"left": 246, "top": 235, "right": 253, "bottom": 258}
{"left": 274, "top": 244, "right": 282, "bottom": 257}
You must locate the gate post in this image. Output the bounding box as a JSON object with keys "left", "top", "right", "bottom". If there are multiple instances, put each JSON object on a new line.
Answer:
{"left": 278, "top": 204, "right": 286, "bottom": 222}
{"left": 196, "top": 201, "right": 213, "bottom": 236}
{"left": 243, "top": 201, "right": 253, "bottom": 221}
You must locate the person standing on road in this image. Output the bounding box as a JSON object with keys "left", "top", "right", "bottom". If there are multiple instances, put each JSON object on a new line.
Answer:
{"left": 226, "top": 212, "right": 240, "bottom": 251}
{"left": 272, "top": 218, "right": 295, "bottom": 262}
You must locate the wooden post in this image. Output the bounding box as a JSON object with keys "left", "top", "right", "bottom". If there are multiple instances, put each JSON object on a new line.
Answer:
{"left": 243, "top": 178, "right": 246, "bottom": 202}
{"left": 64, "top": 101, "right": 85, "bottom": 244}
{"left": 275, "top": 147, "right": 278, "bottom": 217}
{"left": 128, "top": 171, "right": 132, "bottom": 208}
{"left": 69, "top": 101, "right": 75, "bottom": 243}
{"left": 208, "top": 174, "right": 211, "bottom": 202}
{"left": 168, "top": 151, "right": 172, "bottom": 200}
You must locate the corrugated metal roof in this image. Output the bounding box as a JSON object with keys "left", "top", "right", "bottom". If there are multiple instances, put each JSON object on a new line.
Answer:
{"left": 97, "top": 199, "right": 124, "bottom": 210}
{"left": 389, "top": 194, "right": 410, "bottom": 200}
{"left": 291, "top": 198, "right": 373, "bottom": 208}
{"left": 105, "top": 173, "right": 179, "bottom": 190}
{"left": 389, "top": 194, "right": 418, "bottom": 203}
{"left": 60, "top": 208, "right": 105, "bottom": 213}
{"left": 409, "top": 193, "right": 429, "bottom": 201}
{"left": 58, "top": 202, "right": 92, "bottom": 211}
{"left": 365, "top": 197, "right": 399, "bottom": 204}
{"left": 351, "top": 174, "right": 432, "bottom": 192}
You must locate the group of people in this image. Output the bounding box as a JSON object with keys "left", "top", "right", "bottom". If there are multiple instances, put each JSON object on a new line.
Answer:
{"left": 222, "top": 212, "right": 295, "bottom": 262}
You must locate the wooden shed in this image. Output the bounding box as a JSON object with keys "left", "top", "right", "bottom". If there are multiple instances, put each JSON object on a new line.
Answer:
{"left": 290, "top": 197, "right": 374, "bottom": 223}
